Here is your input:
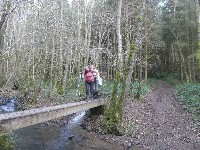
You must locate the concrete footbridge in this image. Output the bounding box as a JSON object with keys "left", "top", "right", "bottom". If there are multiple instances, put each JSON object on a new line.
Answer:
{"left": 0, "top": 100, "right": 107, "bottom": 131}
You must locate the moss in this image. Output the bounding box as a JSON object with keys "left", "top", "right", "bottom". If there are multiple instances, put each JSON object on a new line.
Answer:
{"left": 102, "top": 70, "right": 120, "bottom": 133}
{"left": 116, "top": 43, "right": 136, "bottom": 122}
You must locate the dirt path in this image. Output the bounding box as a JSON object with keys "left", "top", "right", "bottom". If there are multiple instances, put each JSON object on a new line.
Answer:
{"left": 123, "top": 81, "right": 200, "bottom": 150}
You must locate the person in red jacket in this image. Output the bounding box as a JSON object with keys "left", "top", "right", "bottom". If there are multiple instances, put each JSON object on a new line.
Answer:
{"left": 82, "top": 66, "right": 94, "bottom": 99}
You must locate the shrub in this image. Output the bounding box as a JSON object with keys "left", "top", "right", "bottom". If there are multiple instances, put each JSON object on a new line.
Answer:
{"left": 175, "top": 83, "right": 200, "bottom": 120}
{"left": 0, "top": 131, "right": 14, "bottom": 150}
{"left": 131, "top": 79, "right": 158, "bottom": 98}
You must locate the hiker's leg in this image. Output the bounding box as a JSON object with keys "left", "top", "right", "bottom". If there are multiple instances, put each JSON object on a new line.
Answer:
{"left": 95, "top": 79, "right": 99, "bottom": 92}
{"left": 93, "top": 79, "right": 99, "bottom": 98}
{"left": 93, "top": 77, "right": 96, "bottom": 91}
{"left": 85, "top": 82, "right": 90, "bottom": 99}
{"left": 90, "top": 81, "right": 94, "bottom": 98}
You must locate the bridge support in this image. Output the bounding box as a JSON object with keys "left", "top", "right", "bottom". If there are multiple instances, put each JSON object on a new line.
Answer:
{"left": 90, "top": 105, "right": 106, "bottom": 115}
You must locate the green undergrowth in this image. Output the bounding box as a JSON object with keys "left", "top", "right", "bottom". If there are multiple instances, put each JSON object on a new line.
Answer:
{"left": 157, "top": 73, "right": 181, "bottom": 86}
{"left": 131, "top": 79, "right": 158, "bottom": 100}
{"left": 65, "top": 80, "right": 115, "bottom": 100}
{"left": 64, "top": 80, "right": 85, "bottom": 101}
{"left": 60, "top": 78, "right": 157, "bottom": 102}
{"left": 0, "top": 131, "right": 15, "bottom": 150}
{"left": 175, "top": 83, "right": 200, "bottom": 120}
{"left": 101, "top": 78, "right": 158, "bottom": 99}
{"left": 64, "top": 80, "right": 114, "bottom": 101}
{"left": 101, "top": 80, "right": 114, "bottom": 97}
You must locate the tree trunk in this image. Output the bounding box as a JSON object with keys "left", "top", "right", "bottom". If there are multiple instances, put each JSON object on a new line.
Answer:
{"left": 144, "top": 42, "right": 148, "bottom": 80}
{"left": 179, "top": 47, "right": 189, "bottom": 83}
{"left": 135, "top": 0, "right": 146, "bottom": 99}
{"left": 104, "top": 0, "right": 123, "bottom": 133}
{"left": 188, "top": 58, "right": 192, "bottom": 82}
{"left": 0, "top": 1, "right": 10, "bottom": 86}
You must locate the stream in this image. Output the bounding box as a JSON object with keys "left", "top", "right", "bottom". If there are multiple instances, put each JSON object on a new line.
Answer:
{"left": 0, "top": 98, "right": 17, "bottom": 112}
{"left": 13, "top": 112, "right": 86, "bottom": 150}
{"left": 13, "top": 111, "right": 124, "bottom": 150}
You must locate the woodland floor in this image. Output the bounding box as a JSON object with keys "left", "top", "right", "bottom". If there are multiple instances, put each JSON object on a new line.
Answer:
{"left": 112, "top": 80, "right": 200, "bottom": 150}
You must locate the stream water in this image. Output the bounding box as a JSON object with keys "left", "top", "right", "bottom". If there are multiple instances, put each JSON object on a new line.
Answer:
{"left": 13, "top": 112, "right": 87, "bottom": 150}
{"left": 12, "top": 112, "right": 124, "bottom": 150}
{"left": 0, "top": 98, "right": 17, "bottom": 112}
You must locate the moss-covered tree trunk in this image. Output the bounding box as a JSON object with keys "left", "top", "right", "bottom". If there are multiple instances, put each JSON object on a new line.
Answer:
{"left": 116, "top": 44, "right": 135, "bottom": 123}
{"left": 104, "top": 44, "right": 135, "bottom": 134}
{"left": 103, "top": 0, "right": 123, "bottom": 134}
{"left": 104, "top": 70, "right": 120, "bottom": 132}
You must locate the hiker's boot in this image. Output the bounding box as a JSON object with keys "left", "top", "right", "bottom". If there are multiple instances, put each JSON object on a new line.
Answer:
{"left": 87, "top": 94, "right": 93, "bottom": 100}
{"left": 95, "top": 91, "right": 99, "bottom": 99}
{"left": 93, "top": 91, "right": 97, "bottom": 99}
{"left": 97, "top": 91, "right": 101, "bottom": 99}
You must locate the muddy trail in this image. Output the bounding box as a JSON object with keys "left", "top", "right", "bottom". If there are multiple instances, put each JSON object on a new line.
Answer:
{"left": 123, "top": 81, "right": 200, "bottom": 150}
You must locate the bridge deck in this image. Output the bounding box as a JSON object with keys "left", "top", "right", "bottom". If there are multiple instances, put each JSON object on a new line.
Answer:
{"left": 0, "top": 100, "right": 106, "bottom": 131}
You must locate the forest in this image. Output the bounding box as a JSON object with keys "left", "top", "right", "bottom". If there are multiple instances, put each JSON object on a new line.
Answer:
{"left": 0, "top": 0, "right": 200, "bottom": 149}
{"left": 0, "top": 0, "right": 199, "bottom": 92}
